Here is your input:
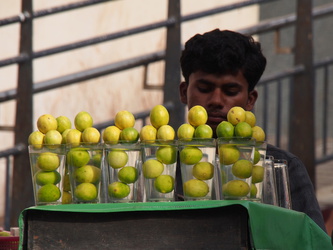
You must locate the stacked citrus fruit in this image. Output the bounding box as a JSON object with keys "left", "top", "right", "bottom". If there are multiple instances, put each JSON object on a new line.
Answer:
{"left": 217, "top": 106, "right": 266, "bottom": 199}
{"left": 140, "top": 105, "right": 177, "bottom": 199}
{"left": 28, "top": 111, "right": 102, "bottom": 204}
{"left": 177, "top": 105, "right": 215, "bottom": 199}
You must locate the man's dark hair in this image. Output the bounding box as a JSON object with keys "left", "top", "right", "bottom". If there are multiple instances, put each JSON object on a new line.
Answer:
{"left": 180, "top": 29, "right": 267, "bottom": 91}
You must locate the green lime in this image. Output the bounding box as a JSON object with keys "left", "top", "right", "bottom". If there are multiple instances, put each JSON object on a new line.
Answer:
{"left": 92, "top": 153, "right": 102, "bottom": 167}
{"left": 194, "top": 124, "right": 213, "bottom": 139}
{"left": 218, "top": 145, "right": 240, "bottom": 165}
{"left": 234, "top": 121, "right": 253, "bottom": 138}
{"left": 188, "top": 105, "right": 208, "bottom": 127}
{"left": 154, "top": 175, "right": 175, "bottom": 193}
{"left": 81, "top": 127, "right": 101, "bottom": 143}
{"left": 223, "top": 180, "right": 250, "bottom": 197}
{"left": 118, "top": 166, "right": 138, "bottom": 184}
{"left": 245, "top": 111, "right": 256, "bottom": 127}
{"left": 37, "top": 114, "right": 58, "bottom": 134}
{"left": 107, "top": 150, "right": 128, "bottom": 169}
{"left": 177, "top": 123, "right": 195, "bottom": 140}
{"left": 192, "top": 162, "right": 214, "bottom": 180}
{"left": 139, "top": 125, "right": 157, "bottom": 141}
{"left": 183, "top": 179, "right": 209, "bottom": 197}
{"left": 156, "top": 125, "right": 175, "bottom": 140}
{"left": 56, "top": 115, "right": 72, "bottom": 133}
{"left": 74, "top": 183, "right": 98, "bottom": 201}
{"left": 253, "top": 150, "right": 261, "bottom": 164}
{"left": 156, "top": 145, "right": 177, "bottom": 164}
{"left": 74, "top": 165, "right": 101, "bottom": 183}
{"left": 37, "top": 152, "right": 60, "bottom": 171}
{"left": 108, "top": 181, "right": 130, "bottom": 199}
{"left": 35, "top": 170, "right": 61, "bottom": 186}
{"left": 37, "top": 184, "right": 61, "bottom": 202}
{"left": 252, "top": 126, "right": 266, "bottom": 142}
{"left": 232, "top": 159, "right": 253, "bottom": 179}
{"left": 250, "top": 183, "right": 258, "bottom": 198}
{"left": 142, "top": 159, "right": 164, "bottom": 179}
{"left": 115, "top": 110, "right": 135, "bottom": 130}
{"left": 120, "top": 127, "right": 139, "bottom": 142}
{"left": 216, "top": 121, "right": 235, "bottom": 139}
{"left": 252, "top": 165, "right": 264, "bottom": 183}
{"left": 67, "top": 149, "right": 90, "bottom": 168}
{"left": 179, "top": 146, "right": 203, "bottom": 165}
{"left": 74, "top": 111, "right": 93, "bottom": 132}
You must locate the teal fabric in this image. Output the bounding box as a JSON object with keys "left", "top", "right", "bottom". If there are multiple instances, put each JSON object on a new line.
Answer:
{"left": 19, "top": 200, "right": 332, "bottom": 249}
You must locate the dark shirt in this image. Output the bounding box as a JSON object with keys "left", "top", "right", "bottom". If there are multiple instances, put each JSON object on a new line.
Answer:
{"left": 267, "top": 144, "right": 326, "bottom": 232}
{"left": 175, "top": 143, "right": 326, "bottom": 232}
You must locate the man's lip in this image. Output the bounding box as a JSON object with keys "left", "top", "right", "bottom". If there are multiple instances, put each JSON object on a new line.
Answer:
{"left": 207, "top": 115, "right": 225, "bottom": 124}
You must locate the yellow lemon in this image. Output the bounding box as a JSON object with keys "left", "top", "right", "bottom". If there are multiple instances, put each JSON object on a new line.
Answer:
{"left": 107, "top": 150, "right": 128, "bottom": 169}
{"left": 156, "top": 125, "right": 175, "bottom": 140}
{"left": 37, "top": 152, "right": 60, "bottom": 171}
{"left": 37, "top": 114, "right": 58, "bottom": 134}
{"left": 115, "top": 110, "right": 135, "bottom": 130}
{"left": 245, "top": 111, "right": 256, "bottom": 127}
{"left": 74, "top": 111, "right": 93, "bottom": 132}
{"left": 232, "top": 159, "right": 253, "bottom": 179}
{"left": 74, "top": 183, "right": 98, "bottom": 201}
{"left": 108, "top": 181, "right": 130, "bottom": 199}
{"left": 223, "top": 180, "right": 250, "bottom": 197}
{"left": 43, "top": 130, "right": 62, "bottom": 145}
{"left": 139, "top": 125, "right": 157, "bottom": 141}
{"left": 179, "top": 146, "right": 203, "bottom": 165}
{"left": 218, "top": 145, "right": 240, "bottom": 165}
{"left": 192, "top": 162, "right": 214, "bottom": 180}
{"left": 74, "top": 165, "right": 101, "bottom": 183}
{"left": 252, "top": 126, "right": 266, "bottom": 142}
{"left": 82, "top": 127, "right": 101, "bottom": 143}
{"left": 62, "top": 191, "right": 72, "bottom": 204}
{"left": 118, "top": 166, "right": 139, "bottom": 184}
{"left": 142, "top": 159, "right": 164, "bottom": 179}
{"left": 252, "top": 165, "right": 265, "bottom": 183}
{"left": 56, "top": 116, "right": 72, "bottom": 133}
{"left": 120, "top": 127, "right": 139, "bottom": 142}
{"left": 183, "top": 179, "right": 209, "bottom": 197}
{"left": 67, "top": 149, "right": 90, "bottom": 168}
{"left": 37, "top": 184, "right": 61, "bottom": 202}
{"left": 188, "top": 105, "right": 208, "bottom": 127}
{"left": 92, "top": 153, "right": 102, "bottom": 167}
{"left": 28, "top": 130, "right": 45, "bottom": 149}
{"left": 177, "top": 123, "right": 195, "bottom": 140}
{"left": 35, "top": 170, "right": 61, "bottom": 186}
{"left": 102, "top": 126, "right": 121, "bottom": 143}
{"left": 154, "top": 175, "right": 175, "bottom": 193}
{"left": 66, "top": 129, "right": 82, "bottom": 146}
{"left": 234, "top": 121, "right": 253, "bottom": 138}
{"left": 194, "top": 124, "right": 213, "bottom": 138}
{"left": 216, "top": 121, "right": 235, "bottom": 139}
{"left": 156, "top": 145, "right": 177, "bottom": 164}
{"left": 227, "top": 106, "right": 246, "bottom": 126}
{"left": 150, "top": 104, "right": 169, "bottom": 129}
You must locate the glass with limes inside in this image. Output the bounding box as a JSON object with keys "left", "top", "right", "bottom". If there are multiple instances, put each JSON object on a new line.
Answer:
{"left": 178, "top": 138, "right": 218, "bottom": 201}
{"left": 66, "top": 143, "right": 105, "bottom": 204}
{"left": 249, "top": 141, "right": 267, "bottom": 202}
{"left": 218, "top": 137, "right": 256, "bottom": 200}
{"left": 105, "top": 141, "right": 141, "bottom": 203}
{"left": 141, "top": 140, "right": 178, "bottom": 202}
{"left": 29, "top": 144, "right": 67, "bottom": 205}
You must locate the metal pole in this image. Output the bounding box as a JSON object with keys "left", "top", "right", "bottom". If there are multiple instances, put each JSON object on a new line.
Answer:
{"left": 289, "top": 0, "right": 315, "bottom": 186}
{"left": 11, "top": 0, "right": 34, "bottom": 227}
{"left": 164, "top": 0, "right": 185, "bottom": 130}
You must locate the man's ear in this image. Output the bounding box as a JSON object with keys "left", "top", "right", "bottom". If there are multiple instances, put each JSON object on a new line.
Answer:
{"left": 246, "top": 89, "right": 258, "bottom": 110}
{"left": 179, "top": 81, "right": 188, "bottom": 104}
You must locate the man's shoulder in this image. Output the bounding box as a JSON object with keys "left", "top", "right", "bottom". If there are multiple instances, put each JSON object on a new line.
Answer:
{"left": 266, "top": 144, "right": 298, "bottom": 162}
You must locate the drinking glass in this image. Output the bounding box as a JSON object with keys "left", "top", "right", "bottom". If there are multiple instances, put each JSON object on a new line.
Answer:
{"left": 274, "top": 159, "right": 292, "bottom": 209}
{"left": 262, "top": 155, "right": 278, "bottom": 206}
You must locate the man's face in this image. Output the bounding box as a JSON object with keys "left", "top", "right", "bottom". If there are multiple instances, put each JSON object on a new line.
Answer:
{"left": 179, "top": 70, "right": 258, "bottom": 137}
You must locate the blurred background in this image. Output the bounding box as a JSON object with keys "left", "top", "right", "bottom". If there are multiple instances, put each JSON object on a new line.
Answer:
{"left": 1, "top": 0, "right": 333, "bottom": 232}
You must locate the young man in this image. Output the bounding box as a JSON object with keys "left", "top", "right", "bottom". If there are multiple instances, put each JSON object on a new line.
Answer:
{"left": 178, "top": 29, "right": 326, "bottom": 232}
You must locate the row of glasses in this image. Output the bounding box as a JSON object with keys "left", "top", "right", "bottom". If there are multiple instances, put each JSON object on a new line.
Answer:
{"left": 28, "top": 138, "right": 291, "bottom": 208}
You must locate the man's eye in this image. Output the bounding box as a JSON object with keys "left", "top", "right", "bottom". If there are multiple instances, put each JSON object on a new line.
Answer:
{"left": 197, "top": 85, "right": 213, "bottom": 93}
{"left": 224, "top": 88, "right": 240, "bottom": 96}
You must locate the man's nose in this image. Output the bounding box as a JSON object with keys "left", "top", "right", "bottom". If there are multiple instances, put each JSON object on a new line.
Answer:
{"left": 209, "top": 88, "right": 224, "bottom": 106}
